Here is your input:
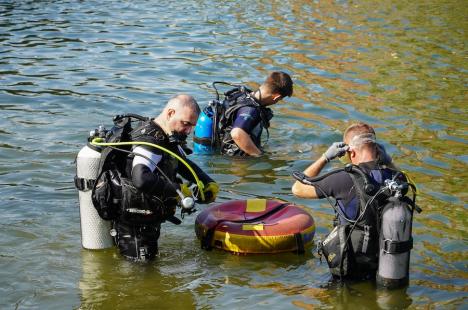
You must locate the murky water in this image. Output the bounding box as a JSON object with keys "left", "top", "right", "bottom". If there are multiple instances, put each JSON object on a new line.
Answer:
{"left": 0, "top": 1, "right": 466, "bottom": 309}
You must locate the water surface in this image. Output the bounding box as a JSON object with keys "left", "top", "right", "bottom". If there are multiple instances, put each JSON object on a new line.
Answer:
{"left": 0, "top": 1, "right": 466, "bottom": 309}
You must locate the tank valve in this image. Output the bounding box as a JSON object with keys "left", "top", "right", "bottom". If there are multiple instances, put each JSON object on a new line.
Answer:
{"left": 384, "top": 179, "right": 405, "bottom": 197}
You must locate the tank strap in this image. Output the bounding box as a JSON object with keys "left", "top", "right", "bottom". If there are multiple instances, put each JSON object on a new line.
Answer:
{"left": 193, "top": 136, "right": 212, "bottom": 146}
{"left": 383, "top": 237, "right": 413, "bottom": 254}
{"left": 74, "top": 176, "right": 95, "bottom": 192}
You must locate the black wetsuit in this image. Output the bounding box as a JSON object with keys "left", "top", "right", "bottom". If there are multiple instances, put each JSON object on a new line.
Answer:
{"left": 114, "top": 120, "right": 213, "bottom": 261}
{"left": 219, "top": 91, "right": 272, "bottom": 156}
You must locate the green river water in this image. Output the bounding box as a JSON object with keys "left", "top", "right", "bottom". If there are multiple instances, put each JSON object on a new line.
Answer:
{"left": 0, "top": 1, "right": 466, "bottom": 309}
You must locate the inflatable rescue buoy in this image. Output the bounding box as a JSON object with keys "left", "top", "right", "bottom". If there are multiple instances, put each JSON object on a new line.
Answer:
{"left": 195, "top": 199, "right": 315, "bottom": 254}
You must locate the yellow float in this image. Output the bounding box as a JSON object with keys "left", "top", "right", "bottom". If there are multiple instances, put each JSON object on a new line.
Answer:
{"left": 195, "top": 199, "right": 315, "bottom": 254}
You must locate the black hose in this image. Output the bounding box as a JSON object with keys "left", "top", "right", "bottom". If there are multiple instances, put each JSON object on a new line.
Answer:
{"left": 292, "top": 167, "right": 346, "bottom": 185}
{"left": 114, "top": 113, "right": 149, "bottom": 122}
{"left": 293, "top": 164, "right": 375, "bottom": 194}
{"left": 212, "top": 81, "right": 239, "bottom": 101}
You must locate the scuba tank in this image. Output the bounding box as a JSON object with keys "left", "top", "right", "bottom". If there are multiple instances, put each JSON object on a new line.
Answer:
{"left": 193, "top": 104, "right": 216, "bottom": 154}
{"left": 193, "top": 81, "right": 248, "bottom": 154}
{"left": 376, "top": 179, "right": 417, "bottom": 289}
{"left": 75, "top": 126, "right": 114, "bottom": 250}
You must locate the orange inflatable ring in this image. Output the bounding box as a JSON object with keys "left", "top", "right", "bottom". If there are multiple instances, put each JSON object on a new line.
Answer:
{"left": 195, "top": 199, "right": 315, "bottom": 254}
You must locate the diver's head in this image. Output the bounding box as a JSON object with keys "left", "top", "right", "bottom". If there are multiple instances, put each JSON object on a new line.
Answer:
{"left": 343, "top": 122, "right": 377, "bottom": 164}
{"left": 255, "top": 71, "right": 293, "bottom": 106}
{"left": 156, "top": 94, "right": 200, "bottom": 137}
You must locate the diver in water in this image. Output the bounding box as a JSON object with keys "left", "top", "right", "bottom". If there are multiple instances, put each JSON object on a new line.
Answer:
{"left": 292, "top": 122, "right": 413, "bottom": 281}
{"left": 213, "top": 71, "right": 294, "bottom": 157}
{"left": 92, "top": 95, "right": 219, "bottom": 261}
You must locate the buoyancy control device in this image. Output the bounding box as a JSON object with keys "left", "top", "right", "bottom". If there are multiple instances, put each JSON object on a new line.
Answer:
{"left": 75, "top": 114, "right": 200, "bottom": 250}
{"left": 193, "top": 82, "right": 267, "bottom": 154}
{"left": 293, "top": 164, "right": 421, "bottom": 288}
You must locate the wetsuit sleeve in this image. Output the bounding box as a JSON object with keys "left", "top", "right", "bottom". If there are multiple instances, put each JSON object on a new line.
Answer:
{"left": 313, "top": 171, "right": 353, "bottom": 200}
{"left": 131, "top": 146, "right": 172, "bottom": 196}
{"left": 132, "top": 146, "right": 162, "bottom": 172}
{"left": 177, "top": 157, "right": 214, "bottom": 185}
{"left": 232, "top": 106, "right": 261, "bottom": 134}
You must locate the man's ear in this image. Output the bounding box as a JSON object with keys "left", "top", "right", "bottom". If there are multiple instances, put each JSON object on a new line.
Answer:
{"left": 167, "top": 108, "right": 175, "bottom": 119}
{"left": 272, "top": 93, "right": 282, "bottom": 101}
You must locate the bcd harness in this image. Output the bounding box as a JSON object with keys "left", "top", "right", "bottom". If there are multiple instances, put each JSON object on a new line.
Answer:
{"left": 194, "top": 82, "right": 273, "bottom": 155}
{"left": 75, "top": 114, "right": 206, "bottom": 226}
{"left": 293, "top": 164, "right": 421, "bottom": 279}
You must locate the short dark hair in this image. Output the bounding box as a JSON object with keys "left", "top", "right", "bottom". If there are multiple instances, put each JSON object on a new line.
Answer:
{"left": 264, "top": 71, "right": 293, "bottom": 97}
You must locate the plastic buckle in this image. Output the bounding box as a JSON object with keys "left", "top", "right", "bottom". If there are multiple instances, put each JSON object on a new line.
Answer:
{"left": 362, "top": 226, "right": 370, "bottom": 253}
{"left": 74, "top": 176, "right": 84, "bottom": 190}
{"left": 317, "top": 240, "right": 323, "bottom": 263}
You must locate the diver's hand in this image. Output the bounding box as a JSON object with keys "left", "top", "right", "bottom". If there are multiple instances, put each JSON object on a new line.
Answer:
{"left": 179, "top": 183, "right": 193, "bottom": 198}
{"left": 200, "top": 182, "right": 219, "bottom": 204}
{"left": 323, "top": 142, "right": 349, "bottom": 162}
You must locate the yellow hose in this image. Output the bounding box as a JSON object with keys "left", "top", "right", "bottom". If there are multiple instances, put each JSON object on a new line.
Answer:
{"left": 90, "top": 138, "right": 205, "bottom": 201}
{"left": 402, "top": 170, "right": 418, "bottom": 195}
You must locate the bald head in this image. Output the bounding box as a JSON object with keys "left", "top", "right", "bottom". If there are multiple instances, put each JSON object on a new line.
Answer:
{"left": 165, "top": 94, "right": 200, "bottom": 115}
{"left": 155, "top": 94, "right": 200, "bottom": 136}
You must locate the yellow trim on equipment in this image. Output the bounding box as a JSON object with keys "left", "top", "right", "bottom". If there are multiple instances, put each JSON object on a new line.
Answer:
{"left": 211, "top": 224, "right": 315, "bottom": 254}
{"left": 242, "top": 224, "right": 264, "bottom": 231}
{"left": 402, "top": 170, "right": 418, "bottom": 194}
{"left": 90, "top": 138, "right": 205, "bottom": 200}
{"left": 246, "top": 199, "right": 267, "bottom": 212}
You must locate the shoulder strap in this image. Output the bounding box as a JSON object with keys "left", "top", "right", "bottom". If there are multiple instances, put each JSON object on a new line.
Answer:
{"left": 97, "top": 116, "right": 134, "bottom": 174}
{"left": 130, "top": 119, "right": 167, "bottom": 146}
{"left": 347, "top": 169, "right": 381, "bottom": 230}
{"left": 348, "top": 173, "right": 370, "bottom": 217}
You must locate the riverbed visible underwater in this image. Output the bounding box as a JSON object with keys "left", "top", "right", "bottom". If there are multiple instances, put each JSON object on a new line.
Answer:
{"left": 0, "top": 1, "right": 466, "bottom": 309}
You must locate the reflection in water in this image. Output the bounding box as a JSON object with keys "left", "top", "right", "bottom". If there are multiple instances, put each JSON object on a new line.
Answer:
{"left": 79, "top": 250, "right": 195, "bottom": 309}
{"left": 251, "top": 278, "right": 413, "bottom": 309}
{"left": 0, "top": 0, "right": 466, "bottom": 308}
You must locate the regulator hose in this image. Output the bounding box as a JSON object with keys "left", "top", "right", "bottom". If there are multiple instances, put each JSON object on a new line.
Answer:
{"left": 90, "top": 137, "right": 206, "bottom": 201}
{"left": 292, "top": 164, "right": 357, "bottom": 185}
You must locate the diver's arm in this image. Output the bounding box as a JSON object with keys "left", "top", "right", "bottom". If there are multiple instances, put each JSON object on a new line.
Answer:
{"left": 177, "top": 157, "right": 214, "bottom": 185}
{"left": 230, "top": 127, "right": 262, "bottom": 156}
{"left": 131, "top": 146, "right": 176, "bottom": 196}
{"left": 291, "top": 155, "right": 328, "bottom": 199}
{"left": 132, "top": 164, "right": 167, "bottom": 194}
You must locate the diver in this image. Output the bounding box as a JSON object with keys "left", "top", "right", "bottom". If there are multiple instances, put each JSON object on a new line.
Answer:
{"left": 93, "top": 95, "right": 219, "bottom": 261}
{"left": 292, "top": 122, "right": 417, "bottom": 283}
{"left": 194, "top": 71, "right": 293, "bottom": 156}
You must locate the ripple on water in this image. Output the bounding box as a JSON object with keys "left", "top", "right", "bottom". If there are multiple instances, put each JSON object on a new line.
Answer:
{"left": 0, "top": 0, "right": 467, "bottom": 309}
